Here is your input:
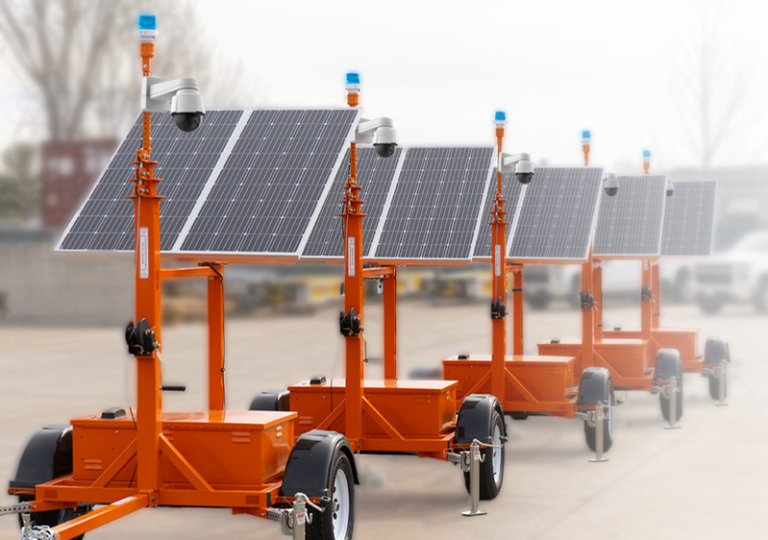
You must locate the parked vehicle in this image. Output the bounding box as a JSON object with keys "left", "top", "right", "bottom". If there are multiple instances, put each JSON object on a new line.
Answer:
{"left": 691, "top": 230, "right": 768, "bottom": 314}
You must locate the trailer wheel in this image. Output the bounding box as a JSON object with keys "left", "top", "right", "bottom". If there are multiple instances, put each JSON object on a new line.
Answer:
{"left": 578, "top": 368, "right": 614, "bottom": 453}
{"left": 463, "top": 409, "right": 505, "bottom": 500}
{"left": 708, "top": 370, "right": 726, "bottom": 401}
{"left": 307, "top": 452, "right": 354, "bottom": 540}
{"left": 584, "top": 389, "right": 614, "bottom": 453}
{"left": 16, "top": 496, "right": 90, "bottom": 540}
{"left": 655, "top": 349, "right": 684, "bottom": 422}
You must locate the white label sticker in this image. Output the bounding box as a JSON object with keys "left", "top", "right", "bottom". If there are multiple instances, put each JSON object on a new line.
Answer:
{"left": 472, "top": 448, "right": 481, "bottom": 461}
{"left": 139, "top": 227, "right": 149, "bottom": 279}
{"left": 495, "top": 245, "right": 502, "bottom": 276}
{"left": 347, "top": 237, "right": 355, "bottom": 276}
{"left": 296, "top": 512, "right": 306, "bottom": 525}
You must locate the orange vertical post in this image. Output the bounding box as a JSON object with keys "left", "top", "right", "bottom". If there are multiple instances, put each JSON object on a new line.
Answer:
{"left": 511, "top": 266, "right": 523, "bottom": 356}
{"left": 490, "top": 112, "right": 508, "bottom": 403}
{"left": 652, "top": 261, "right": 661, "bottom": 329}
{"left": 383, "top": 270, "right": 397, "bottom": 380}
{"left": 580, "top": 250, "right": 595, "bottom": 372}
{"left": 207, "top": 264, "right": 225, "bottom": 412}
{"left": 593, "top": 261, "right": 603, "bottom": 341}
{"left": 342, "top": 74, "right": 365, "bottom": 447}
{"left": 132, "top": 35, "right": 162, "bottom": 495}
{"left": 641, "top": 259, "right": 653, "bottom": 342}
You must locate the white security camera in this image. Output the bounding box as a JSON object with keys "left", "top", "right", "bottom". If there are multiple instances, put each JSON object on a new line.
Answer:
{"left": 603, "top": 173, "right": 619, "bottom": 196}
{"left": 142, "top": 76, "right": 206, "bottom": 133}
{"left": 666, "top": 180, "right": 675, "bottom": 197}
{"left": 499, "top": 152, "right": 534, "bottom": 184}
{"left": 355, "top": 117, "right": 398, "bottom": 158}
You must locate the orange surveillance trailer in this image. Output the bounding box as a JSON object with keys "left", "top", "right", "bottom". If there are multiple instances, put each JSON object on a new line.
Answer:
{"left": 3, "top": 16, "right": 383, "bottom": 540}
{"left": 596, "top": 154, "right": 728, "bottom": 402}
{"left": 442, "top": 114, "right": 617, "bottom": 457}
{"left": 536, "top": 146, "right": 726, "bottom": 426}
{"left": 250, "top": 104, "right": 511, "bottom": 506}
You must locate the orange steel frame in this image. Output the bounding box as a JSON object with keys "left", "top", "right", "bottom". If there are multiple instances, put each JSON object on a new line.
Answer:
{"left": 441, "top": 123, "right": 587, "bottom": 420}
{"left": 8, "top": 39, "right": 302, "bottom": 540}
{"left": 287, "top": 90, "right": 474, "bottom": 459}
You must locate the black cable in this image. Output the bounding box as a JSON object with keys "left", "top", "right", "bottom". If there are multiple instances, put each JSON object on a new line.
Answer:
{"left": 206, "top": 263, "right": 226, "bottom": 411}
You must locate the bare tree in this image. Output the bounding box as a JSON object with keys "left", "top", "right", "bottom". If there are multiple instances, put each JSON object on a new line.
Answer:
{"left": 666, "top": 2, "right": 763, "bottom": 170}
{"left": 0, "top": 0, "right": 260, "bottom": 142}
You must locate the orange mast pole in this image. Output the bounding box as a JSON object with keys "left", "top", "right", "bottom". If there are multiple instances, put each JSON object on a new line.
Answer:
{"left": 132, "top": 16, "right": 162, "bottom": 496}
{"left": 342, "top": 73, "right": 365, "bottom": 449}
{"left": 491, "top": 112, "right": 508, "bottom": 402}
{"left": 511, "top": 265, "right": 523, "bottom": 356}
{"left": 580, "top": 249, "right": 595, "bottom": 374}
{"left": 583, "top": 131, "right": 604, "bottom": 338}
{"left": 383, "top": 270, "right": 397, "bottom": 380}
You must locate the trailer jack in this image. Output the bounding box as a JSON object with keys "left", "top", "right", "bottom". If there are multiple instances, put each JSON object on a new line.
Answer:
{"left": 703, "top": 361, "right": 728, "bottom": 406}
{"left": 267, "top": 493, "right": 328, "bottom": 540}
{"left": 576, "top": 401, "right": 610, "bottom": 462}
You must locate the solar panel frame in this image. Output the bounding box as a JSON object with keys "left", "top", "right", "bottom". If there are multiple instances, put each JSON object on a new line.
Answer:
{"left": 58, "top": 110, "right": 246, "bottom": 253}
{"left": 57, "top": 108, "right": 362, "bottom": 262}
{"left": 507, "top": 167, "right": 603, "bottom": 263}
{"left": 593, "top": 175, "right": 667, "bottom": 258}
{"left": 178, "top": 108, "right": 361, "bottom": 261}
{"left": 660, "top": 180, "right": 718, "bottom": 256}
{"left": 367, "top": 146, "right": 495, "bottom": 265}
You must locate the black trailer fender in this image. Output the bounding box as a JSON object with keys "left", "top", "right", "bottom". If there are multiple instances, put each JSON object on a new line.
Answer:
{"left": 10, "top": 425, "right": 74, "bottom": 490}
{"left": 577, "top": 367, "right": 613, "bottom": 407}
{"left": 248, "top": 390, "right": 290, "bottom": 411}
{"left": 279, "top": 430, "right": 359, "bottom": 498}
{"left": 704, "top": 337, "right": 730, "bottom": 365}
{"left": 653, "top": 349, "right": 683, "bottom": 383}
{"left": 454, "top": 394, "right": 505, "bottom": 445}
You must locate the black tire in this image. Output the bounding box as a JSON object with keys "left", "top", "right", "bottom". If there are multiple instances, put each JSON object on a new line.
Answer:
{"left": 584, "top": 384, "right": 615, "bottom": 453}
{"left": 463, "top": 410, "right": 505, "bottom": 500}
{"left": 306, "top": 453, "right": 354, "bottom": 540}
{"left": 708, "top": 371, "right": 726, "bottom": 401}
{"left": 660, "top": 383, "right": 684, "bottom": 422}
{"left": 17, "top": 495, "right": 89, "bottom": 540}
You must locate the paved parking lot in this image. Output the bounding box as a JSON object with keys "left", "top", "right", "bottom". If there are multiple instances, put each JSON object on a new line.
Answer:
{"left": 1, "top": 299, "right": 765, "bottom": 539}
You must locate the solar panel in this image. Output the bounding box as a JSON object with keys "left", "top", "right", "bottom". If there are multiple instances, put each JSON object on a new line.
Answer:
{"left": 370, "top": 147, "right": 494, "bottom": 263}
{"left": 593, "top": 175, "right": 667, "bottom": 257}
{"left": 661, "top": 181, "right": 717, "bottom": 256}
{"left": 59, "top": 110, "right": 244, "bottom": 251}
{"left": 507, "top": 167, "right": 603, "bottom": 261}
{"left": 302, "top": 147, "right": 403, "bottom": 260}
{"left": 472, "top": 169, "right": 526, "bottom": 261}
{"left": 179, "top": 109, "right": 360, "bottom": 257}
{"left": 58, "top": 108, "right": 361, "bottom": 260}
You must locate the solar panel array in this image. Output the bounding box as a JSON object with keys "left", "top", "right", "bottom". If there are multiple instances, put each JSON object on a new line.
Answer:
{"left": 59, "top": 109, "right": 360, "bottom": 260}
{"left": 59, "top": 110, "right": 244, "bottom": 251}
{"left": 472, "top": 169, "right": 525, "bottom": 260}
{"left": 661, "top": 180, "right": 717, "bottom": 256}
{"left": 507, "top": 167, "right": 603, "bottom": 261}
{"left": 372, "top": 147, "right": 494, "bottom": 262}
{"left": 593, "top": 175, "right": 667, "bottom": 257}
{"left": 179, "top": 109, "right": 358, "bottom": 256}
{"left": 302, "top": 147, "right": 403, "bottom": 260}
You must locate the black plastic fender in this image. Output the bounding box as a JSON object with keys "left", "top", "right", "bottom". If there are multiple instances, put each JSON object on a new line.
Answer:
{"left": 653, "top": 349, "right": 683, "bottom": 383}
{"left": 279, "top": 430, "right": 358, "bottom": 498}
{"left": 577, "top": 367, "right": 613, "bottom": 407}
{"left": 10, "top": 425, "right": 73, "bottom": 490}
{"left": 703, "top": 337, "right": 730, "bottom": 365}
{"left": 248, "top": 390, "right": 290, "bottom": 411}
{"left": 454, "top": 394, "right": 505, "bottom": 445}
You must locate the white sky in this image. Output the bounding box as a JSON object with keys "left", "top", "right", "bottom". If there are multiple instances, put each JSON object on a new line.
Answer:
{"left": 1, "top": 0, "right": 767, "bottom": 174}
